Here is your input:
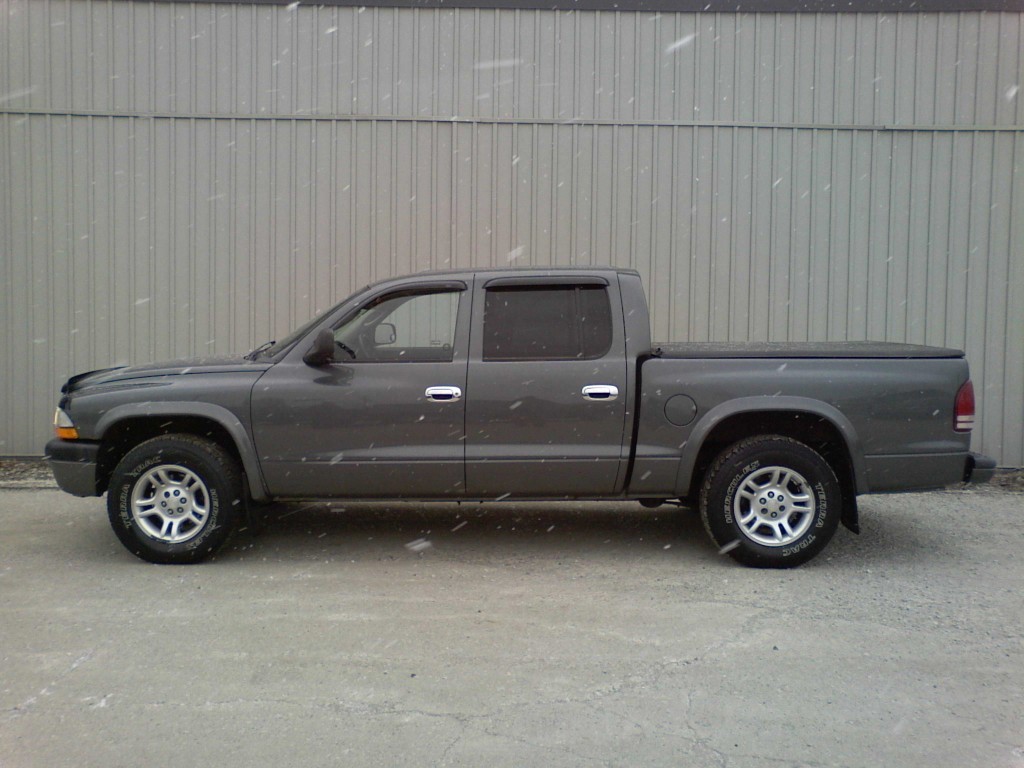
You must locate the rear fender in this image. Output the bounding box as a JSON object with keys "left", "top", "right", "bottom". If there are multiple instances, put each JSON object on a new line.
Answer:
{"left": 674, "top": 395, "right": 868, "bottom": 497}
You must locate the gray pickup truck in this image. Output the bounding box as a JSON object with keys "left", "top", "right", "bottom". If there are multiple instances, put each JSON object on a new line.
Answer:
{"left": 47, "top": 267, "right": 995, "bottom": 567}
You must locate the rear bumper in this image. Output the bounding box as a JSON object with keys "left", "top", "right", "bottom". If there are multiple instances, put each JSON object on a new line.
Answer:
{"left": 964, "top": 452, "right": 997, "bottom": 485}
{"left": 863, "top": 451, "right": 997, "bottom": 492}
{"left": 45, "top": 439, "right": 101, "bottom": 497}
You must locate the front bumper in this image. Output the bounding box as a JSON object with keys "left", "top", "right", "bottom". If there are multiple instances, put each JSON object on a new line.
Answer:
{"left": 964, "top": 452, "right": 997, "bottom": 484}
{"left": 45, "top": 439, "right": 101, "bottom": 497}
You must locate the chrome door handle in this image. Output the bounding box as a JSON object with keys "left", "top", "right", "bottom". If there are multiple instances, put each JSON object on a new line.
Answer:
{"left": 425, "top": 386, "right": 462, "bottom": 402}
{"left": 582, "top": 385, "right": 619, "bottom": 401}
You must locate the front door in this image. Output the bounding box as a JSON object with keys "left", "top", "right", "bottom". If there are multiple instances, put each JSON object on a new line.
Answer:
{"left": 251, "top": 284, "right": 470, "bottom": 498}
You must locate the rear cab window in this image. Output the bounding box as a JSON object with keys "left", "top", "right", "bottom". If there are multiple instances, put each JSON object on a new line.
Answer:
{"left": 482, "top": 285, "right": 613, "bottom": 362}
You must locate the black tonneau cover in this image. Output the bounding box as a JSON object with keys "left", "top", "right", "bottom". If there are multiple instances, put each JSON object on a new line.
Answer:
{"left": 651, "top": 341, "right": 964, "bottom": 360}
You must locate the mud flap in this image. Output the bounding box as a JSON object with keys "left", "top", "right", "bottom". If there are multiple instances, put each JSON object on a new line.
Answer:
{"left": 841, "top": 490, "right": 860, "bottom": 534}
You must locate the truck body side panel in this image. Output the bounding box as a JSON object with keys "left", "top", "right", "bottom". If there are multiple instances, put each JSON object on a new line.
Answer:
{"left": 629, "top": 356, "right": 973, "bottom": 497}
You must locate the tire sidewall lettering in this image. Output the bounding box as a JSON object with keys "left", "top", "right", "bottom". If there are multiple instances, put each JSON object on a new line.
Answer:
{"left": 723, "top": 460, "right": 760, "bottom": 524}
{"left": 118, "top": 455, "right": 164, "bottom": 529}
{"left": 782, "top": 533, "right": 816, "bottom": 558}
{"left": 814, "top": 482, "right": 828, "bottom": 528}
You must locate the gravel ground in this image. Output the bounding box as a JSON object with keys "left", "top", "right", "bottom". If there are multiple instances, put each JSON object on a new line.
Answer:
{"left": 0, "top": 464, "right": 1022, "bottom": 767}
{"left": 0, "top": 458, "right": 55, "bottom": 488}
{"left": 2, "top": 460, "right": 1024, "bottom": 765}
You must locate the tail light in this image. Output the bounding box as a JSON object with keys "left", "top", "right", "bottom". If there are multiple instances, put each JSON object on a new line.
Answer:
{"left": 954, "top": 380, "right": 975, "bottom": 433}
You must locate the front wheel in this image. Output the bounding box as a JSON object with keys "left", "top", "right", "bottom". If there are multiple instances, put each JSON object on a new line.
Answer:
{"left": 107, "top": 435, "right": 243, "bottom": 564}
{"left": 699, "top": 435, "right": 842, "bottom": 568}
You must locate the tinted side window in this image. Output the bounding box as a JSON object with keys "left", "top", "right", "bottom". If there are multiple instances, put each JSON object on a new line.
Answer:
{"left": 482, "top": 285, "right": 613, "bottom": 361}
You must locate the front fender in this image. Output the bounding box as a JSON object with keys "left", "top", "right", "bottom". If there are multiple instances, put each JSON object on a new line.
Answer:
{"left": 95, "top": 401, "right": 269, "bottom": 502}
{"left": 673, "top": 395, "right": 868, "bottom": 496}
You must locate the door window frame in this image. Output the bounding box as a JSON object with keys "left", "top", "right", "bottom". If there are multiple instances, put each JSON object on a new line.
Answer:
{"left": 285, "top": 279, "right": 472, "bottom": 366}
{"left": 469, "top": 274, "right": 625, "bottom": 365}
{"left": 330, "top": 286, "right": 466, "bottom": 363}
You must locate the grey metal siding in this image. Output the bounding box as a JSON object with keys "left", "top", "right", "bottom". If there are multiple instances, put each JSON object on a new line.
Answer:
{"left": 1, "top": 1, "right": 1021, "bottom": 465}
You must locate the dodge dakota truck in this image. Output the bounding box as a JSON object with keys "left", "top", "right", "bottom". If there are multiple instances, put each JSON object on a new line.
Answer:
{"left": 46, "top": 267, "right": 995, "bottom": 567}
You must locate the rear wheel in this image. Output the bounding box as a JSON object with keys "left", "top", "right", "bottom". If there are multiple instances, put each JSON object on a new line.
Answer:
{"left": 107, "top": 434, "right": 243, "bottom": 564}
{"left": 700, "top": 435, "right": 841, "bottom": 568}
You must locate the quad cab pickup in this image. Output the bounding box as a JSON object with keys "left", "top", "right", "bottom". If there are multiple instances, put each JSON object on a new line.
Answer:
{"left": 47, "top": 268, "right": 996, "bottom": 567}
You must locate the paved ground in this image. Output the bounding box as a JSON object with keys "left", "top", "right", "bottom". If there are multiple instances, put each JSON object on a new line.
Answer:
{"left": 1, "top": 484, "right": 1022, "bottom": 768}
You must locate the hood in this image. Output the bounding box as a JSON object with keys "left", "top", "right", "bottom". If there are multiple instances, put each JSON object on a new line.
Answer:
{"left": 63, "top": 356, "right": 272, "bottom": 393}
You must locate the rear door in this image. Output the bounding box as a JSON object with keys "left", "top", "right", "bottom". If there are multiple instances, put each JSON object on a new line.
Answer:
{"left": 464, "top": 275, "right": 629, "bottom": 497}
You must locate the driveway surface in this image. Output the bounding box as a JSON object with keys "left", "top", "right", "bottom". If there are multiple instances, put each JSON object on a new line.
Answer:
{"left": 1, "top": 486, "right": 1022, "bottom": 767}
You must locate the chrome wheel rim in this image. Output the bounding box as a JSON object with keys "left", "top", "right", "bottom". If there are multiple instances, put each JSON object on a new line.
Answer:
{"left": 130, "top": 464, "right": 210, "bottom": 544}
{"left": 733, "top": 465, "right": 815, "bottom": 547}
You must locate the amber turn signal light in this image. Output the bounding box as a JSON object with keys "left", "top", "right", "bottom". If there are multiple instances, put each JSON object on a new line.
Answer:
{"left": 53, "top": 408, "right": 79, "bottom": 440}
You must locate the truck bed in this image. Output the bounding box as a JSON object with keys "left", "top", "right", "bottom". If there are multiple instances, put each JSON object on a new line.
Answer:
{"left": 651, "top": 341, "right": 964, "bottom": 360}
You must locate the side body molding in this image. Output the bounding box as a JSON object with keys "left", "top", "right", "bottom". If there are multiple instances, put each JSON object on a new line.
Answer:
{"left": 94, "top": 401, "right": 269, "bottom": 502}
{"left": 673, "top": 395, "right": 868, "bottom": 496}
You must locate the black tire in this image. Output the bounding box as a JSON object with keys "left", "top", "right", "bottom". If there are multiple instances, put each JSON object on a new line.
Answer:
{"left": 699, "top": 435, "right": 842, "bottom": 568}
{"left": 106, "top": 434, "right": 244, "bottom": 564}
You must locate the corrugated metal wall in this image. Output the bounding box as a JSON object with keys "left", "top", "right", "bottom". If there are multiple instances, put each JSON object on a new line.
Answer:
{"left": 1, "top": 1, "right": 1022, "bottom": 465}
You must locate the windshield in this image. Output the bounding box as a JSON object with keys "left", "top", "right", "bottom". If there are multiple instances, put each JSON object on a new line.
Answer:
{"left": 254, "top": 314, "right": 324, "bottom": 359}
{"left": 250, "top": 288, "right": 369, "bottom": 360}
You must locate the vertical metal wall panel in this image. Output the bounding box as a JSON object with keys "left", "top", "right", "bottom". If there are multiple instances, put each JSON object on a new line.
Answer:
{"left": 0, "top": 1, "right": 1021, "bottom": 467}
{"left": 1007, "top": 133, "right": 1024, "bottom": 455}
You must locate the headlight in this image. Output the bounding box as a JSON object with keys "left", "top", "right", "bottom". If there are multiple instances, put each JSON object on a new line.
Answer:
{"left": 53, "top": 408, "right": 79, "bottom": 440}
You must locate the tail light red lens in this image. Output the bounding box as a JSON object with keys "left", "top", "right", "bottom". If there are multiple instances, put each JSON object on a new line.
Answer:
{"left": 954, "top": 380, "right": 975, "bottom": 432}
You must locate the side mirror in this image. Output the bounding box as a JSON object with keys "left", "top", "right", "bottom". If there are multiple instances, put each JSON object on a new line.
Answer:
{"left": 374, "top": 323, "right": 397, "bottom": 346}
{"left": 303, "top": 329, "right": 335, "bottom": 366}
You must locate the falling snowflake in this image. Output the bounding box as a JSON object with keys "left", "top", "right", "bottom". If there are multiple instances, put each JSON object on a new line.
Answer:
{"left": 664, "top": 34, "right": 697, "bottom": 54}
